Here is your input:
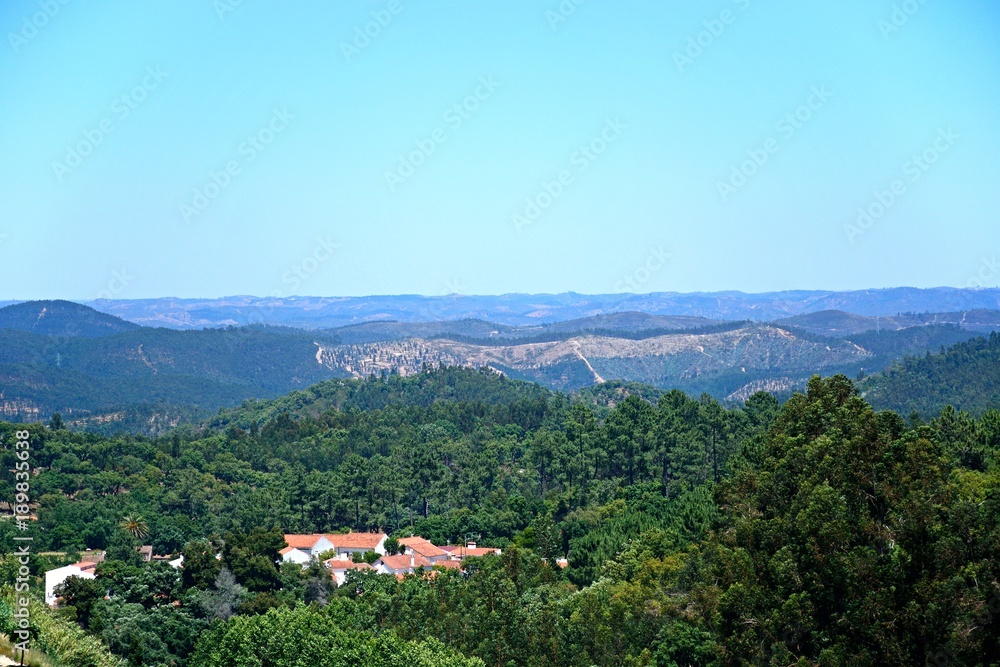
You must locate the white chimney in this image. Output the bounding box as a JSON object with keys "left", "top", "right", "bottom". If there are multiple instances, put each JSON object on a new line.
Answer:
{"left": 410, "top": 554, "right": 415, "bottom": 567}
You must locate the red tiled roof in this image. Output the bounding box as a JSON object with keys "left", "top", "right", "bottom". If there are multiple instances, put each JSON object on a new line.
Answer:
{"left": 399, "top": 536, "right": 447, "bottom": 559}
{"left": 378, "top": 554, "right": 431, "bottom": 571}
{"left": 326, "top": 532, "right": 385, "bottom": 550}
{"left": 450, "top": 546, "right": 500, "bottom": 559}
{"left": 283, "top": 534, "right": 324, "bottom": 549}
{"left": 70, "top": 561, "right": 98, "bottom": 572}
{"left": 279, "top": 546, "right": 298, "bottom": 555}
{"left": 433, "top": 559, "right": 462, "bottom": 570}
{"left": 324, "top": 558, "right": 373, "bottom": 571}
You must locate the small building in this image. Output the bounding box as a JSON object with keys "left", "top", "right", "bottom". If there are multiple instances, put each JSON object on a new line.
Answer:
{"left": 279, "top": 546, "right": 312, "bottom": 566}
{"left": 398, "top": 536, "right": 449, "bottom": 564}
{"left": 324, "top": 557, "right": 374, "bottom": 586}
{"left": 372, "top": 553, "right": 431, "bottom": 577}
{"left": 326, "top": 532, "right": 387, "bottom": 558}
{"left": 280, "top": 534, "right": 336, "bottom": 564}
{"left": 442, "top": 544, "right": 502, "bottom": 560}
{"left": 45, "top": 561, "right": 98, "bottom": 606}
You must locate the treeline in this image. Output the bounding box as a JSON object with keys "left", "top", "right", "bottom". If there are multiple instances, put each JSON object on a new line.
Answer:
{"left": 0, "top": 367, "right": 769, "bottom": 557}
{"left": 862, "top": 331, "right": 1000, "bottom": 416}
{"left": 1, "top": 368, "right": 998, "bottom": 665}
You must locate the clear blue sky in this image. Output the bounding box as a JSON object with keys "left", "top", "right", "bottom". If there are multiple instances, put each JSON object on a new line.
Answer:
{"left": 1, "top": 0, "right": 998, "bottom": 300}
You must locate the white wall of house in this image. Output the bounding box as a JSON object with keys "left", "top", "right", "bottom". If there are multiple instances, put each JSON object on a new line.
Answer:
{"left": 45, "top": 566, "right": 95, "bottom": 606}
{"left": 333, "top": 535, "right": 387, "bottom": 557}
{"left": 329, "top": 567, "right": 350, "bottom": 586}
{"left": 373, "top": 555, "right": 416, "bottom": 576}
{"left": 309, "top": 536, "right": 336, "bottom": 556}
{"left": 281, "top": 549, "right": 311, "bottom": 565}
{"left": 402, "top": 547, "right": 447, "bottom": 564}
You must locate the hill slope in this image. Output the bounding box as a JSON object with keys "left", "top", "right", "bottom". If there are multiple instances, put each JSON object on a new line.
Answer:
{"left": 0, "top": 325, "right": 345, "bottom": 431}
{"left": 861, "top": 332, "right": 1000, "bottom": 416}
{"left": 0, "top": 300, "right": 141, "bottom": 337}
{"left": 777, "top": 309, "right": 1000, "bottom": 337}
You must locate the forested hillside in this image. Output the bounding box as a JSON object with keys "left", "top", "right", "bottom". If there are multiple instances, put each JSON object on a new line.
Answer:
{"left": 0, "top": 324, "right": 345, "bottom": 430}
{"left": 0, "top": 300, "right": 141, "bottom": 337}
{"left": 1, "top": 368, "right": 998, "bottom": 666}
{"left": 862, "top": 332, "right": 1000, "bottom": 416}
{"left": 3, "top": 302, "right": 998, "bottom": 433}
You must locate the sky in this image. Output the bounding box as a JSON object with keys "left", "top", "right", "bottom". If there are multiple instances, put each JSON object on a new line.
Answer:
{"left": 1, "top": 0, "right": 998, "bottom": 300}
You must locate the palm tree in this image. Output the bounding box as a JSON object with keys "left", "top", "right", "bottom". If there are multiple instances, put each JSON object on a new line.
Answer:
{"left": 120, "top": 514, "right": 149, "bottom": 540}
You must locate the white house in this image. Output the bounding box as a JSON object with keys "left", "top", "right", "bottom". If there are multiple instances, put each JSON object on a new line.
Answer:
{"left": 327, "top": 532, "right": 387, "bottom": 558}
{"left": 279, "top": 546, "right": 312, "bottom": 566}
{"left": 373, "top": 553, "right": 431, "bottom": 577}
{"left": 398, "top": 536, "right": 449, "bottom": 564}
{"left": 323, "top": 557, "right": 374, "bottom": 586}
{"left": 281, "top": 532, "right": 388, "bottom": 565}
{"left": 45, "top": 561, "right": 98, "bottom": 606}
{"left": 280, "top": 534, "right": 336, "bottom": 564}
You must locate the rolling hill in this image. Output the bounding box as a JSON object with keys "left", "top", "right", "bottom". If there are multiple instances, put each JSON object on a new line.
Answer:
{"left": 0, "top": 299, "right": 142, "bottom": 337}
{"left": 776, "top": 309, "right": 1000, "bottom": 336}
{"left": 861, "top": 332, "right": 1000, "bottom": 416}
{"left": 2, "top": 301, "right": 999, "bottom": 432}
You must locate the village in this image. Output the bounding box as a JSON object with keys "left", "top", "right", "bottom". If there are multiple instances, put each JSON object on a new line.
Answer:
{"left": 42, "top": 531, "right": 561, "bottom": 606}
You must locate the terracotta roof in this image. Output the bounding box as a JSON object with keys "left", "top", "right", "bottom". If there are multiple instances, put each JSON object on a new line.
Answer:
{"left": 433, "top": 559, "right": 462, "bottom": 570}
{"left": 70, "top": 561, "right": 98, "bottom": 572}
{"left": 448, "top": 546, "right": 500, "bottom": 559}
{"left": 283, "top": 534, "right": 324, "bottom": 549}
{"left": 439, "top": 545, "right": 459, "bottom": 553}
{"left": 324, "top": 559, "right": 373, "bottom": 571}
{"left": 325, "top": 532, "right": 385, "bottom": 550}
{"left": 279, "top": 546, "right": 298, "bottom": 555}
{"left": 378, "top": 554, "right": 431, "bottom": 571}
{"left": 399, "top": 536, "right": 447, "bottom": 559}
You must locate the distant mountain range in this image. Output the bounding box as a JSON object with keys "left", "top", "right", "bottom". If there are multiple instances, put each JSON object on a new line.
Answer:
{"left": 2, "top": 298, "right": 1000, "bottom": 432}
{"left": 2, "top": 288, "right": 996, "bottom": 330}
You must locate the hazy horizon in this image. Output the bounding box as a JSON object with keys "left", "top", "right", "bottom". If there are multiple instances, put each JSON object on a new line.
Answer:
{"left": 5, "top": 284, "right": 1000, "bottom": 304}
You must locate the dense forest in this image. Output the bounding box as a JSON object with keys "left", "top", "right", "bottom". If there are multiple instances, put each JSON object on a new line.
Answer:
{"left": 1, "top": 367, "right": 998, "bottom": 666}
{"left": 863, "top": 332, "right": 1000, "bottom": 416}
